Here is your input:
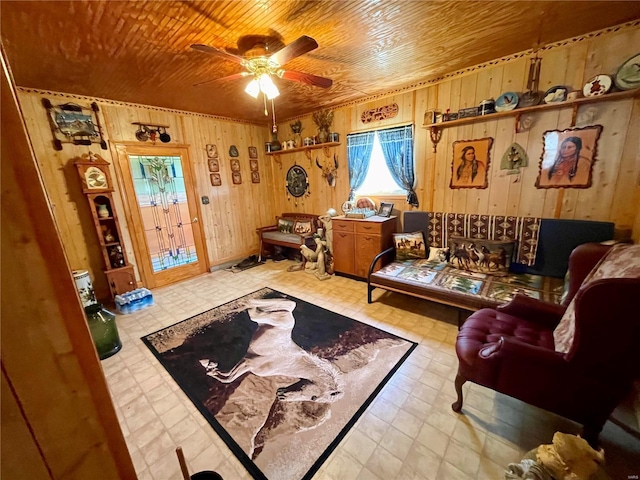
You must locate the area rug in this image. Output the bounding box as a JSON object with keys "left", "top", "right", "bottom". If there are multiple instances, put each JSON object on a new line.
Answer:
{"left": 142, "top": 287, "right": 416, "bottom": 480}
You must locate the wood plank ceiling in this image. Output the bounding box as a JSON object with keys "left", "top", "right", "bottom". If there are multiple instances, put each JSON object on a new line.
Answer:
{"left": 2, "top": 1, "right": 640, "bottom": 124}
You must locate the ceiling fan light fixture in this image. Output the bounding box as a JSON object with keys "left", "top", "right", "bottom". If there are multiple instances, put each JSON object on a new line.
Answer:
{"left": 258, "top": 74, "right": 280, "bottom": 100}
{"left": 244, "top": 78, "right": 260, "bottom": 98}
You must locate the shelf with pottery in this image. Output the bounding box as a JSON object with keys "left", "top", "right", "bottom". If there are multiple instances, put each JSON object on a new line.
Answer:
{"left": 422, "top": 89, "right": 640, "bottom": 152}
{"left": 266, "top": 142, "right": 341, "bottom": 167}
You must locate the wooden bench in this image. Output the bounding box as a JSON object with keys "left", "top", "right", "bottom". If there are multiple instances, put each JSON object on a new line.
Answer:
{"left": 256, "top": 213, "right": 321, "bottom": 260}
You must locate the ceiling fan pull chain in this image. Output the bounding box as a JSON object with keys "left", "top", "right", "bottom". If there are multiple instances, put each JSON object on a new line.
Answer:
{"left": 271, "top": 98, "right": 277, "bottom": 128}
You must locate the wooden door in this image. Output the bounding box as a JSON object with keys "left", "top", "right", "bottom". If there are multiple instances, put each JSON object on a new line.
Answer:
{"left": 114, "top": 144, "right": 208, "bottom": 288}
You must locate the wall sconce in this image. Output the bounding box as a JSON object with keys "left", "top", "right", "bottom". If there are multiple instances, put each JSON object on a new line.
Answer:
{"left": 132, "top": 122, "right": 171, "bottom": 143}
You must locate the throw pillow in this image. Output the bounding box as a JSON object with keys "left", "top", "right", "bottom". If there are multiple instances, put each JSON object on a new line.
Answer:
{"left": 277, "top": 218, "right": 294, "bottom": 233}
{"left": 293, "top": 220, "right": 312, "bottom": 235}
{"left": 553, "top": 244, "right": 640, "bottom": 353}
{"left": 447, "top": 236, "right": 515, "bottom": 275}
{"left": 393, "top": 231, "right": 427, "bottom": 261}
{"left": 427, "top": 246, "right": 449, "bottom": 263}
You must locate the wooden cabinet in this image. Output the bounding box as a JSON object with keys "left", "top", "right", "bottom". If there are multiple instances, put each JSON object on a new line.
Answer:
{"left": 74, "top": 153, "right": 137, "bottom": 299}
{"left": 105, "top": 266, "right": 136, "bottom": 296}
{"left": 86, "top": 192, "right": 136, "bottom": 297}
{"left": 332, "top": 216, "right": 397, "bottom": 278}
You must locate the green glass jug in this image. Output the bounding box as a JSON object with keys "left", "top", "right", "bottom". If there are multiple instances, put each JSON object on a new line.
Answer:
{"left": 85, "top": 304, "right": 122, "bottom": 360}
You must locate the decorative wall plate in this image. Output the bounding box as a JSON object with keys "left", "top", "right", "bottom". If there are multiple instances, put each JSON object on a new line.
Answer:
{"left": 519, "top": 91, "right": 541, "bottom": 107}
{"left": 614, "top": 53, "right": 640, "bottom": 90}
{"left": 495, "top": 92, "right": 519, "bottom": 112}
{"left": 543, "top": 86, "right": 568, "bottom": 104}
{"left": 583, "top": 74, "right": 612, "bottom": 97}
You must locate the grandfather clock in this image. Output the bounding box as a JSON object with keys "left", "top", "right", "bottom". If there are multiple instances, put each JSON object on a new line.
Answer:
{"left": 74, "top": 152, "right": 136, "bottom": 298}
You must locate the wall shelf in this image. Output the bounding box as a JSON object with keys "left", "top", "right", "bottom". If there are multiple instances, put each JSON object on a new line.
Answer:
{"left": 266, "top": 142, "right": 341, "bottom": 168}
{"left": 422, "top": 89, "right": 639, "bottom": 152}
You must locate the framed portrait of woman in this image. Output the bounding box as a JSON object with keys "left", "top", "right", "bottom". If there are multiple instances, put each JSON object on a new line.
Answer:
{"left": 535, "top": 125, "right": 602, "bottom": 188}
{"left": 450, "top": 137, "right": 493, "bottom": 189}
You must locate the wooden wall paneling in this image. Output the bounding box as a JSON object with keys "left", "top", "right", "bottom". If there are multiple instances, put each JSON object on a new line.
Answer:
{"left": 503, "top": 59, "right": 533, "bottom": 216}
{"left": 582, "top": 28, "right": 640, "bottom": 83}
{"left": 568, "top": 100, "right": 634, "bottom": 221}
{"left": 2, "top": 51, "right": 136, "bottom": 479}
{"left": 518, "top": 109, "right": 561, "bottom": 218}
{"left": 610, "top": 98, "right": 640, "bottom": 239}
{"left": 1, "top": 370, "right": 51, "bottom": 479}
{"left": 331, "top": 109, "right": 349, "bottom": 212}
{"left": 486, "top": 117, "right": 514, "bottom": 214}
{"left": 17, "top": 91, "right": 115, "bottom": 298}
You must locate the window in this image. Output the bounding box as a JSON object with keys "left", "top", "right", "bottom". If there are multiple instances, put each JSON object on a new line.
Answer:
{"left": 355, "top": 132, "right": 405, "bottom": 195}
{"left": 347, "top": 125, "right": 418, "bottom": 207}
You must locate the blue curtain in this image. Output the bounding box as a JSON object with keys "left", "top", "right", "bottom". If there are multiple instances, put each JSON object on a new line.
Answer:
{"left": 377, "top": 125, "right": 418, "bottom": 207}
{"left": 346, "top": 131, "right": 375, "bottom": 201}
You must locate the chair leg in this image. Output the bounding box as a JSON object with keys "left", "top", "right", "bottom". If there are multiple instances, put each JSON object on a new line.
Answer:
{"left": 451, "top": 372, "right": 466, "bottom": 413}
{"left": 582, "top": 420, "right": 605, "bottom": 449}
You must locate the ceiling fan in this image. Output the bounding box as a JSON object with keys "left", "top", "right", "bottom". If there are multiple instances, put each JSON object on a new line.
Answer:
{"left": 190, "top": 35, "right": 333, "bottom": 99}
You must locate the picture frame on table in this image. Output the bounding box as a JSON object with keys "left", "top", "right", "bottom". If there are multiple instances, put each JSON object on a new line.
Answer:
{"left": 378, "top": 202, "right": 394, "bottom": 217}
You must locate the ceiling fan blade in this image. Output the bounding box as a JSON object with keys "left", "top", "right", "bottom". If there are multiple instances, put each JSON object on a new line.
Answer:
{"left": 281, "top": 70, "right": 332, "bottom": 88}
{"left": 191, "top": 44, "right": 245, "bottom": 65}
{"left": 269, "top": 35, "right": 318, "bottom": 66}
{"left": 193, "top": 72, "right": 249, "bottom": 87}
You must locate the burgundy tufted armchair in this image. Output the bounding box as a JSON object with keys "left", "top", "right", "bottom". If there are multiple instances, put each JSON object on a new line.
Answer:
{"left": 452, "top": 243, "right": 640, "bottom": 446}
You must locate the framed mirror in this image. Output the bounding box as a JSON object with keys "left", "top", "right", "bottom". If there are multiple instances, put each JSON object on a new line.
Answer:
{"left": 285, "top": 165, "right": 309, "bottom": 198}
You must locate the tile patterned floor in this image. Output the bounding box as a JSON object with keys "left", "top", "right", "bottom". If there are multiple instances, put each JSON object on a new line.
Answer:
{"left": 101, "top": 261, "right": 640, "bottom": 479}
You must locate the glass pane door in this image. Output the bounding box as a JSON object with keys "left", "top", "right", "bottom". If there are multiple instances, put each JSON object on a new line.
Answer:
{"left": 129, "top": 155, "right": 198, "bottom": 272}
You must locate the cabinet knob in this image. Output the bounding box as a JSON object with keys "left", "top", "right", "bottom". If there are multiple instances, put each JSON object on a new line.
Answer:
{"left": 128, "top": 281, "right": 133, "bottom": 285}
{"left": 192, "top": 217, "right": 199, "bottom": 223}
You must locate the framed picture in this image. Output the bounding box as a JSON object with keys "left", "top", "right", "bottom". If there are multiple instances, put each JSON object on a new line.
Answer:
{"left": 206, "top": 144, "right": 218, "bottom": 158}
{"left": 535, "top": 125, "right": 602, "bottom": 188}
{"left": 251, "top": 171, "right": 260, "bottom": 184}
{"left": 450, "top": 137, "right": 493, "bottom": 189}
{"left": 210, "top": 173, "right": 221, "bottom": 186}
{"left": 230, "top": 159, "right": 241, "bottom": 172}
{"left": 208, "top": 157, "right": 219, "bottom": 172}
{"left": 248, "top": 146, "right": 258, "bottom": 158}
{"left": 42, "top": 98, "right": 107, "bottom": 151}
{"left": 250, "top": 159, "right": 259, "bottom": 172}
{"left": 232, "top": 172, "right": 242, "bottom": 185}
{"left": 378, "top": 202, "right": 394, "bottom": 217}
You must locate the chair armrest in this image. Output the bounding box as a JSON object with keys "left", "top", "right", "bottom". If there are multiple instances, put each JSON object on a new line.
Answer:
{"left": 368, "top": 246, "right": 396, "bottom": 279}
{"left": 256, "top": 225, "right": 277, "bottom": 235}
{"left": 496, "top": 294, "right": 566, "bottom": 329}
{"left": 481, "top": 336, "right": 566, "bottom": 366}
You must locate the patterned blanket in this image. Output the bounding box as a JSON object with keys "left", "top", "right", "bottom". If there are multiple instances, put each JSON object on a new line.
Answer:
{"left": 427, "top": 212, "right": 541, "bottom": 266}
{"left": 373, "top": 259, "right": 563, "bottom": 305}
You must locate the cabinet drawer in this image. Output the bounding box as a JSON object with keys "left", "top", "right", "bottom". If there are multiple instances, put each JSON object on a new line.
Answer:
{"left": 355, "top": 222, "right": 382, "bottom": 235}
{"left": 332, "top": 219, "right": 354, "bottom": 233}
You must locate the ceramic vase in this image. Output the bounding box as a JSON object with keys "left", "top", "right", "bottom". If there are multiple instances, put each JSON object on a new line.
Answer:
{"left": 97, "top": 204, "right": 109, "bottom": 218}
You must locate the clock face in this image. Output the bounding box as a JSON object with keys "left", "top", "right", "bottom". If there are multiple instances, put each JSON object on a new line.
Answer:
{"left": 85, "top": 166, "right": 108, "bottom": 189}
